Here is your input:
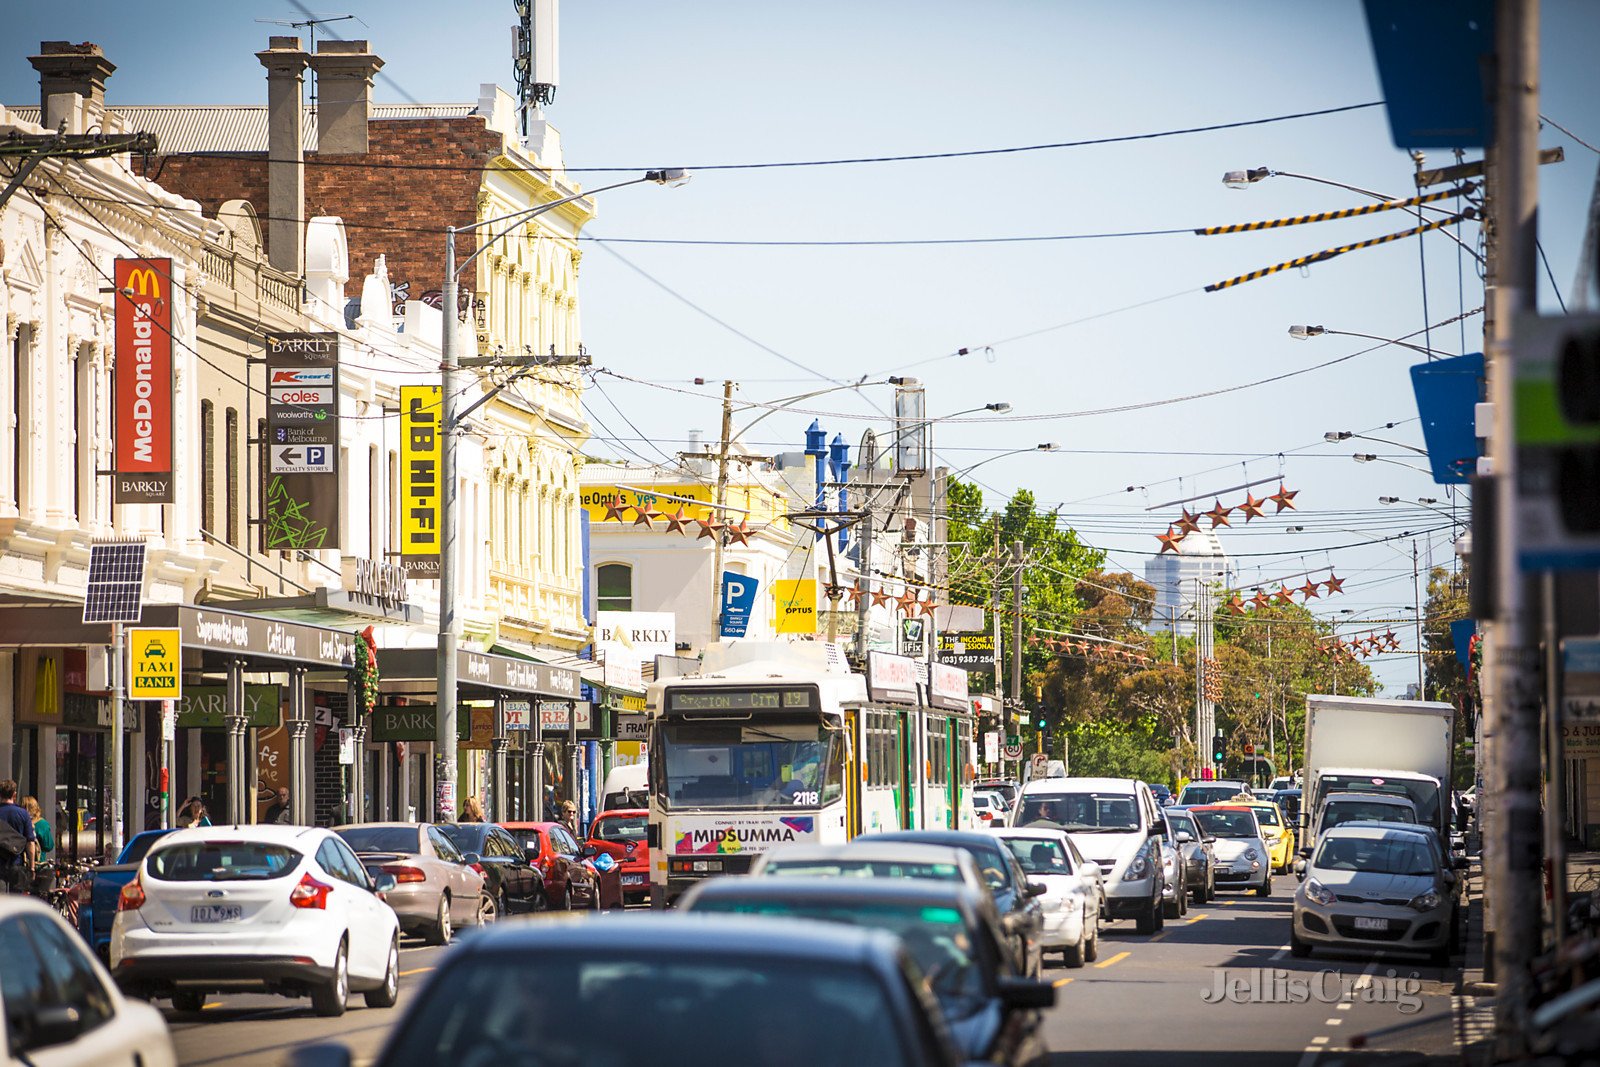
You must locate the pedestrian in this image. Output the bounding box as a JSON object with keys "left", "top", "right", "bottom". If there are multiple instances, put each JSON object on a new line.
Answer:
{"left": 560, "top": 800, "right": 579, "bottom": 835}
{"left": 264, "top": 787, "right": 291, "bottom": 825}
{"left": 176, "top": 797, "right": 212, "bottom": 829}
{"left": 21, "top": 796, "right": 53, "bottom": 898}
{"left": 0, "top": 780, "right": 38, "bottom": 895}
{"left": 459, "top": 796, "right": 485, "bottom": 822}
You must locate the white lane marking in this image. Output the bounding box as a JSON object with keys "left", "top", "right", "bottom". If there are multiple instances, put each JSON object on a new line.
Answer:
{"left": 1337, "top": 1003, "right": 1353, "bottom": 1011}
{"left": 1270, "top": 944, "right": 1290, "bottom": 961}
{"left": 1325, "top": 1018, "right": 1343, "bottom": 1026}
{"left": 1310, "top": 1036, "right": 1329, "bottom": 1046}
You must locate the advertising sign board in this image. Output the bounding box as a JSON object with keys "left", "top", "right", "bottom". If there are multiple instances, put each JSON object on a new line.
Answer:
{"left": 114, "top": 258, "right": 174, "bottom": 503}
{"left": 773, "top": 579, "right": 817, "bottom": 634}
{"left": 399, "top": 384, "right": 442, "bottom": 577}
{"left": 127, "top": 627, "right": 182, "bottom": 700}
{"left": 264, "top": 332, "right": 341, "bottom": 550}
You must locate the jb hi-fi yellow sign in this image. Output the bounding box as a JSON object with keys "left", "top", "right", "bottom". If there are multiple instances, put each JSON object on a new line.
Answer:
{"left": 128, "top": 627, "right": 182, "bottom": 699}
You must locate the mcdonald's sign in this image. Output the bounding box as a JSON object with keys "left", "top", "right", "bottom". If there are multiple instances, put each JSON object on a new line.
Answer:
{"left": 114, "top": 258, "right": 174, "bottom": 503}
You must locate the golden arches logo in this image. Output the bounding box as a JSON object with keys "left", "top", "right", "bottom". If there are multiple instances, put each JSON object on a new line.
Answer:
{"left": 124, "top": 268, "right": 162, "bottom": 300}
{"left": 34, "top": 655, "right": 60, "bottom": 718}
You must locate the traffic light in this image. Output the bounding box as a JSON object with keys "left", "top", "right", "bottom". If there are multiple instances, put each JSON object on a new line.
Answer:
{"left": 1212, "top": 730, "right": 1225, "bottom": 764}
{"left": 1514, "top": 314, "right": 1600, "bottom": 565}
{"left": 1035, "top": 713, "right": 1048, "bottom": 729}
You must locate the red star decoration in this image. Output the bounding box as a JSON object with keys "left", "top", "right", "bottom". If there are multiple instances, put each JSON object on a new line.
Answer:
{"left": 1269, "top": 483, "right": 1299, "bottom": 513}
{"left": 1156, "top": 526, "right": 1185, "bottom": 554}
{"left": 631, "top": 503, "right": 659, "bottom": 528}
{"left": 1175, "top": 508, "right": 1202, "bottom": 535}
{"left": 694, "top": 517, "right": 724, "bottom": 540}
{"left": 1238, "top": 493, "right": 1266, "bottom": 522}
{"left": 1383, "top": 630, "right": 1399, "bottom": 651}
{"left": 661, "top": 506, "right": 690, "bottom": 535}
{"left": 1322, "top": 572, "right": 1345, "bottom": 595}
{"left": 1275, "top": 585, "right": 1296, "bottom": 604}
{"left": 845, "top": 584, "right": 866, "bottom": 607}
{"left": 870, "top": 589, "right": 892, "bottom": 609}
{"left": 1205, "top": 499, "right": 1233, "bottom": 528}
{"left": 725, "top": 520, "right": 753, "bottom": 546}
{"left": 602, "top": 497, "right": 630, "bottom": 523}
{"left": 896, "top": 590, "right": 919, "bottom": 615}
{"left": 917, "top": 597, "right": 936, "bottom": 618}
{"left": 1225, "top": 593, "right": 1247, "bottom": 614}
{"left": 1251, "top": 589, "right": 1272, "bottom": 610}
{"left": 1298, "top": 579, "right": 1321, "bottom": 601}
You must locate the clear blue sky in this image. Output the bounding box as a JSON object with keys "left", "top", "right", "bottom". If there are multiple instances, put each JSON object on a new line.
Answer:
{"left": 8, "top": 1, "right": 1598, "bottom": 692}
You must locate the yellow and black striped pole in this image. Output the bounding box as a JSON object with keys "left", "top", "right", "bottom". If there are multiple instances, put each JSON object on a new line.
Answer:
{"left": 1204, "top": 210, "right": 1475, "bottom": 293}
{"left": 1195, "top": 183, "right": 1474, "bottom": 236}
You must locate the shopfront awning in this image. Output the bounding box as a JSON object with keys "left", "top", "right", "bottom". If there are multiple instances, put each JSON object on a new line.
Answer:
{"left": 375, "top": 647, "right": 581, "bottom": 701}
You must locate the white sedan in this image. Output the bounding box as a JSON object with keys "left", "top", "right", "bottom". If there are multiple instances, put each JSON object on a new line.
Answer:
{"left": 994, "top": 827, "right": 1102, "bottom": 968}
{"left": 110, "top": 825, "right": 402, "bottom": 1018}
{"left": 0, "top": 894, "right": 175, "bottom": 1067}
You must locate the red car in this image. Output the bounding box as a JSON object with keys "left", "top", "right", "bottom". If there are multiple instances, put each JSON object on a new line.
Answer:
{"left": 501, "top": 821, "right": 622, "bottom": 910}
{"left": 586, "top": 808, "right": 649, "bottom": 904}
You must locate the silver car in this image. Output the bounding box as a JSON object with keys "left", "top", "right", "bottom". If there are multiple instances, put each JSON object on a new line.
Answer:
{"left": 335, "top": 823, "right": 489, "bottom": 945}
{"left": 1165, "top": 809, "right": 1215, "bottom": 904}
{"left": 1189, "top": 806, "right": 1272, "bottom": 896}
{"left": 1291, "top": 824, "right": 1454, "bottom": 965}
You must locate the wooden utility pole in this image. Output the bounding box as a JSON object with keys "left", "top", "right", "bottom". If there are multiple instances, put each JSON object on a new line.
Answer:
{"left": 709, "top": 380, "right": 735, "bottom": 635}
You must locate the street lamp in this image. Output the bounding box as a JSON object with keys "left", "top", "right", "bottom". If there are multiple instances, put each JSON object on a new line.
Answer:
{"left": 1379, "top": 495, "right": 1466, "bottom": 530}
{"left": 1325, "top": 428, "right": 1430, "bottom": 456}
{"left": 435, "top": 168, "right": 687, "bottom": 818}
{"left": 1292, "top": 325, "right": 1437, "bottom": 358}
{"left": 950, "top": 442, "right": 1060, "bottom": 482}
{"left": 1353, "top": 453, "right": 1431, "bottom": 475}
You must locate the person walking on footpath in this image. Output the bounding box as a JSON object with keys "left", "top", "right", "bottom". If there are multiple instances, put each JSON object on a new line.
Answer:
{"left": 264, "top": 787, "right": 291, "bottom": 824}
{"left": 459, "top": 796, "right": 485, "bottom": 822}
{"left": 0, "top": 780, "right": 39, "bottom": 894}
{"left": 21, "top": 796, "right": 53, "bottom": 898}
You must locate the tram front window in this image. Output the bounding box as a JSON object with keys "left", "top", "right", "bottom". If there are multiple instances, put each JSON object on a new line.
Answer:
{"left": 654, "top": 716, "right": 845, "bottom": 810}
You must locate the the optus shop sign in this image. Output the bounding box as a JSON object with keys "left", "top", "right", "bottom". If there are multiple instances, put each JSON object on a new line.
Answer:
{"left": 113, "top": 258, "right": 174, "bottom": 503}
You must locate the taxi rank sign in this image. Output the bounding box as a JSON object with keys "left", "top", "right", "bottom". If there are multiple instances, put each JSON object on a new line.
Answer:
{"left": 264, "top": 332, "right": 341, "bottom": 550}
{"left": 113, "top": 258, "right": 174, "bottom": 503}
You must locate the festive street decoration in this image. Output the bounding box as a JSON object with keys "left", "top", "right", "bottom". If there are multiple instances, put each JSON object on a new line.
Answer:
{"left": 1322, "top": 572, "right": 1345, "bottom": 594}
{"left": 1205, "top": 499, "right": 1233, "bottom": 528}
{"left": 661, "top": 506, "right": 691, "bottom": 535}
{"left": 1238, "top": 492, "right": 1266, "bottom": 521}
{"left": 631, "top": 503, "right": 659, "bottom": 527}
{"left": 1176, "top": 508, "right": 1202, "bottom": 535}
{"left": 1268, "top": 483, "right": 1299, "bottom": 512}
{"left": 1156, "top": 526, "right": 1186, "bottom": 554}
{"left": 725, "top": 520, "right": 754, "bottom": 546}
{"left": 693, "top": 516, "right": 724, "bottom": 540}
{"left": 602, "top": 497, "right": 630, "bottom": 523}
{"left": 351, "top": 625, "right": 380, "bottom": 715}
{"left": 1298, "top": 579, "right": 1321, "bottom": 601}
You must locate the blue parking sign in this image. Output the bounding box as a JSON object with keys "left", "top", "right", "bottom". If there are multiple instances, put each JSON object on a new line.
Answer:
{"left": 720, "top": 572, "right": 758, "bottom": 638}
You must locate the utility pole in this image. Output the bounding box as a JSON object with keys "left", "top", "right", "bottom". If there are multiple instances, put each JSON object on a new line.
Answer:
{"left": 1010, "top": 540, "right": 1024, "bottom": 717}
{"left": 709, "top": 380, "right": 735, "bottom": 635}
{"left": 1487, "top": 0, "right": 1544, "bottom": 1048}
{"left": 854, "top": 432, "right": 878, "bottom": 661}
{"left": 1412, "top": 540, "right": 1425, "bottom": 695}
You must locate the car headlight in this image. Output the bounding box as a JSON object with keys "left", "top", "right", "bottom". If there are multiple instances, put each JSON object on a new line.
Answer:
{"left": 1243, "top": 847, "right": 1260, "bottom": 863}
{"left": 1304, "top": 878, "right": 1336, "bottom": 907}
{"left": 1407, "top": 890, "right": 1442, "bottom": 912}
{"left": 1123, "top": 847, "right": 1152, "bottom": 882}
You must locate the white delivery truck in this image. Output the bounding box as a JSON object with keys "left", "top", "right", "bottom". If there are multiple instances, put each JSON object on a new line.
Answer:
{"left": 1299, "top": 694, "right": 1455, "bottom": 849}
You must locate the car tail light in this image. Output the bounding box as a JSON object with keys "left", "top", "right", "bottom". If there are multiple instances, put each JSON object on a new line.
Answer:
{"left": 289, "top": 872, "right": 333, "bottom": 910}
{"left": 379, "top": 865, "right": 426, "bottom": 884}
{"left": 469, "top": 862, "right": 486, "bottom": 877}
{"left": 118, "top": 878, "right": 146, "bottom": 911}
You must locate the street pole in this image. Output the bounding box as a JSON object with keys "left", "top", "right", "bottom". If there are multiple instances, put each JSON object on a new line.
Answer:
{"left": 854, "top": 431, "right": 877, "bottom": 662}
{"left": 110, "top": 621, "right": 124, "bottom": 854}
{"left": 1413, "top": 540, "right": 1425, "bottom": 695}
{"left": 435, "top": 226, "right": 461, "bottom": 822}
{"left": 1010, "top": 540, "right": 1023, "bottom": 717}
{"left": 709, "top": 380, "right": 734, "bottom": 636}
{"left": 1488, "top": 0, "right": 1544, "bottom": 1047}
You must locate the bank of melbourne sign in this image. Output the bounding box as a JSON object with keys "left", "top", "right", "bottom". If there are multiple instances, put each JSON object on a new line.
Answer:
{"left": 114, "top": 258, "right": 174, "bottom": 503}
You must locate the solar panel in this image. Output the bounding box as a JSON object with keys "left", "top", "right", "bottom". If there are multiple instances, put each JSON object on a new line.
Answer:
{"left": 83, "top": 541, "right": 147, "bottom": 623}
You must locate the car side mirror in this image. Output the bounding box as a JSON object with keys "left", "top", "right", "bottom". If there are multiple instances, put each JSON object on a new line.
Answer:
{"left": 287, "top": 1046, "right": 354, "bottom": 1067}
{"left": 462, "top": 852, "right": 482, "bottom": 866}
{"left": 373, "top": 873, "right": 398, "bottom": 895}
{"left": 1025, "top": 881, "right": 1046, "bottom": 898}
{"left": 18, "top": 1005, "right": 83, "bottom": 1053}
{"left": 1203, "top": 835, "right": 1217, "bottom": 844}
{"left": 1175, "top": 831, "right": 1193, "bottom": 843}
{"left": 996, "top": 976, "right": 1056, "bottom": 1010}
{"left": 1442, "top": 870, "right": 1457, "bottom": 885}
{"left": 1292, "top": 858, "right": 1307, "bottom": 881}
{"left": 1147, "top": 823, "right": 1164, "bottom": 838}
{"left": 582, "top": 844, "right": 599, "bottom": 859}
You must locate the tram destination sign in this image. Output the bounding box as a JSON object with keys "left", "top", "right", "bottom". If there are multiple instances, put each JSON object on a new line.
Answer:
{"left": 667, "top": 688, "right": 815, "bottom": 712}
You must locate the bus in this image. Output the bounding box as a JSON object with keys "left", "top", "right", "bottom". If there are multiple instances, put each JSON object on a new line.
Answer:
{"left": 646, "top": 642, "right": 977, "bottom": 904}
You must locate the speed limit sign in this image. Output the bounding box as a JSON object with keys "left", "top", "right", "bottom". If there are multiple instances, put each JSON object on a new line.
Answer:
{"left": 1002, "top": 742, "right": 1023, "bottom": 760}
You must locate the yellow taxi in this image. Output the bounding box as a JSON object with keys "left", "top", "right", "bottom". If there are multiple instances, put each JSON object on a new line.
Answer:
{"left": 1233, "top": 796, "right": 1293, "bottom": 874}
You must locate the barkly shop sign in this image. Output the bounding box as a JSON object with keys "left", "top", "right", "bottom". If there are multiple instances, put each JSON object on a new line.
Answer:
{"left": 595, "top": 611, "right": 676, "bottom": 662}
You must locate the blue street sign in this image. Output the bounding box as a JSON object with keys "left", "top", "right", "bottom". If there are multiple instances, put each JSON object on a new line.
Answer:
{"left": 720, "top": 572, "right": 759, "bottom": 638}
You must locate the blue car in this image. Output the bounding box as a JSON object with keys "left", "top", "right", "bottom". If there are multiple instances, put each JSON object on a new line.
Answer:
{"left": 76, "top": 829, "right": 173, "bottom": 959}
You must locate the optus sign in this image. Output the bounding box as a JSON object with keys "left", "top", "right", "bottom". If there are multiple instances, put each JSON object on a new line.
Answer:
{"left": 114, "top": 258, "right": 174, "bottom": 503}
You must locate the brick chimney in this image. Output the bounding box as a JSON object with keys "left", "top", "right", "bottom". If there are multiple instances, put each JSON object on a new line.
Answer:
{"left": 307, "top": 40, "right": 383, "bottom": 155}
{"left": 28, "top": 41, "right": 116, "bottom": 134}
{"left": 256, "top": 36, "right": 309, "bottom": 278}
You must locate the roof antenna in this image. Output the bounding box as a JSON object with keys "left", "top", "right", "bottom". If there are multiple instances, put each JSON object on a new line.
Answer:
{"left": 256, "top": 11, "right": 358, "bottom": 110}
{"left": 512, "top": 0, "right": 560, "bottom": 138}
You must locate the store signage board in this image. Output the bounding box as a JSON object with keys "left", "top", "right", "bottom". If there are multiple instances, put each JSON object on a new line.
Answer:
{"left": 866, "top": 651, "right": 918, "bottom": 706}
{"left": 127, "top": 627, "right": 182, "bottom": 700}
{"left": 264, "top": 332, "right": 341, "bottom": 550}
{"left": 398, "top": 384, "right": 442, "bottom": 578}
{"left": 113, "top": 258, "right": 174, "bottom": 503}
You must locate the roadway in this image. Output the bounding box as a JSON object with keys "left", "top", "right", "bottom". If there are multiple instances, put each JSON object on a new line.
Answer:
{"left": 169, "top": 887, "right": 1469, "bottom": 1067}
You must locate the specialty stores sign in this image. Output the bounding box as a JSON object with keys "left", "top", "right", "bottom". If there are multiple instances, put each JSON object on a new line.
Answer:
{"left": 399, "top": 384, "right": 442, "bottom": 577}
{"left": 264, "top": 332, "right": 340, "bottom": 550}
{"left": 114, "top": 258, "right": 174, "bottom": 503}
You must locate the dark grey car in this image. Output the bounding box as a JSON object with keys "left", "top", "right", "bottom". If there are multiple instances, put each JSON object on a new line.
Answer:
{"left": 1164, "top": 809, "right": 1214, "bottom": 904}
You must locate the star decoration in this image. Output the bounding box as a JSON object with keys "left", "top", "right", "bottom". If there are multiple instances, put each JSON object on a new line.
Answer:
{"left": 1383, "top": 630, "right": 1399, "bottom": 651}
{"left": 870, "top": 589, "right": 893, "bottom": 609}
{"left": 1156, "top": 526, "right": 1185, "bottom": 554}
{"left": 694, "top": 516, "right": 724, "bottom": 540}
{"left": 917, "top": 597, "right": 936, "bottom": 618}
{"left": 845, "top": 584, "right": 866, "bottom": 607}
{"left": 1238, "top": 493, "right": 1266, "bottom": 522}
{"left": 896, "top": 590, "right": 920, "bottom": 615}
{"left": 1175, "top": 508, "right": 1202, "bottom": 535}
{"left": 1225, "top": 593, "right": 1247, "bottom": 614}
{"left": 602, "top": 497, "right": 630, "bottom": 523}
{"left": 1298, "top": 579, "right": 1321, "bottom": 601}
{"left": 1275, "top": 585, "right": 1296, "bottom": 604}
{"left": 725, "top": 520, "right": 754, "bottom": 547}
{"left": 1269, "top": 483, "right": 1299, "bottom": 513}
{"left": 1205, "top": 499, "right": 1233, "bottom": 528}
{"left": 1251, "top": 589, "right": 1272, "bottom": 610}
{"left": 661, "top": 506, "right": 690, "bottom": 535}
{"left": 1322, "top": 572, "right": 1345, "bottom": 595}
{"left": 631, "top": 503, "right": 659, "bottom": 527}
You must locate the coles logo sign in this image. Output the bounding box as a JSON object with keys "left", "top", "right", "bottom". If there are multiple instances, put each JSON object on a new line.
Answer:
{"left": 114, "top": 258, "right": 174, "bottom": 503}
{"left": 270, "top": 387, "right": 333, "bottom": 405}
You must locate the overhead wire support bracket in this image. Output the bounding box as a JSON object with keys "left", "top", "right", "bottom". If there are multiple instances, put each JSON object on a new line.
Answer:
{"left": 1203, "top": 210, "right": 1475, "bottom": 293}
{"left": 1194, "top": 184, "right": 1475, "bottom": 236}
{"left": 0, "top": 130, "right": 158, "bottom": 211}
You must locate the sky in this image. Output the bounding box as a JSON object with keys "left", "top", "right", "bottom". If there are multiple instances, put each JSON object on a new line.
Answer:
{"left": 7, "top": 1, "right": 1599, "bottom": 693}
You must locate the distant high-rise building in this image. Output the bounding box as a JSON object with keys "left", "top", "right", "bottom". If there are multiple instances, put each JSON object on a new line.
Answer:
{"left": 1144, "top": 528, "right": 1234, "bottom": 637}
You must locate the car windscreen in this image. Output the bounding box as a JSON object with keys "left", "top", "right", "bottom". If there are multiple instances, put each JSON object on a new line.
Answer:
{"left": 591, "top": 815, "right": 647, "bottom": 843}
{"left": 387, "top": 951, "right": 915, "bottom": 1067}
{"left": 337, "top": 826, "right": 423, "bottom": 854}
{"left": 1192, "top": 810, "right": 1259, "bottom": 839}
{"left": 1313, "top": 836, "right": 1437, "bottom": 876}
{"left": 146, "top": 842, "right": 300, "bottom": 881}
{"left": 1316, "top": 776, "right": 1439, "bottom": 828}
{"left": 1179, "top": 785, "right": 1247, "bottom": 806}
{"left": 687, "top": 899, "right": 987, "bottom": 1014}
{"left": 760, "top": 859, "right": 963, "bottom": 882}
{"left": 433, "top": 825, "right": 485, "bottom": 853}
{"left": 1322, "top": 801, "right": 1416, "bottom": 830}
{"left": 1015, "top": 792, "right": 1139, "bottom": 833}
{"left": 1249, "top": 806, "right": 1282, "bottom": 827}
{"left": 1165, "top": 814, "right": 1197, "bottom": 839}
{"left": 1001, "top": 837, "right": 1072, "bottom": 876}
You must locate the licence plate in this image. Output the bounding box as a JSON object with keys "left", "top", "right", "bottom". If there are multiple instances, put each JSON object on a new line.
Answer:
{"left": 621, "top": 874, "right": 645, "bottom": 885}
{"left": 1353, "top": 916, "right": 1388, "bottom": 931}
{"left": 191, "top": 905, "right": 242, "bottom": 923}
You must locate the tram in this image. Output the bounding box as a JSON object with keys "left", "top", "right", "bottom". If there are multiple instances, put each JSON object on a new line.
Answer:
{"left": 645, "top": 641, "right": 976, "bottom": 904}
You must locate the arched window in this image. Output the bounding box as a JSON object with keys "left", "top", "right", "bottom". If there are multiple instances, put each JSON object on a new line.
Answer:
{"left": 597, "top": 563, "right": 632, "bottom": 613}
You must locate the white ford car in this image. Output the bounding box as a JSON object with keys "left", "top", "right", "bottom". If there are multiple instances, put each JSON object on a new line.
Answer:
{"left": 110, "top": 825, "right": 402, "bottom": 1018}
